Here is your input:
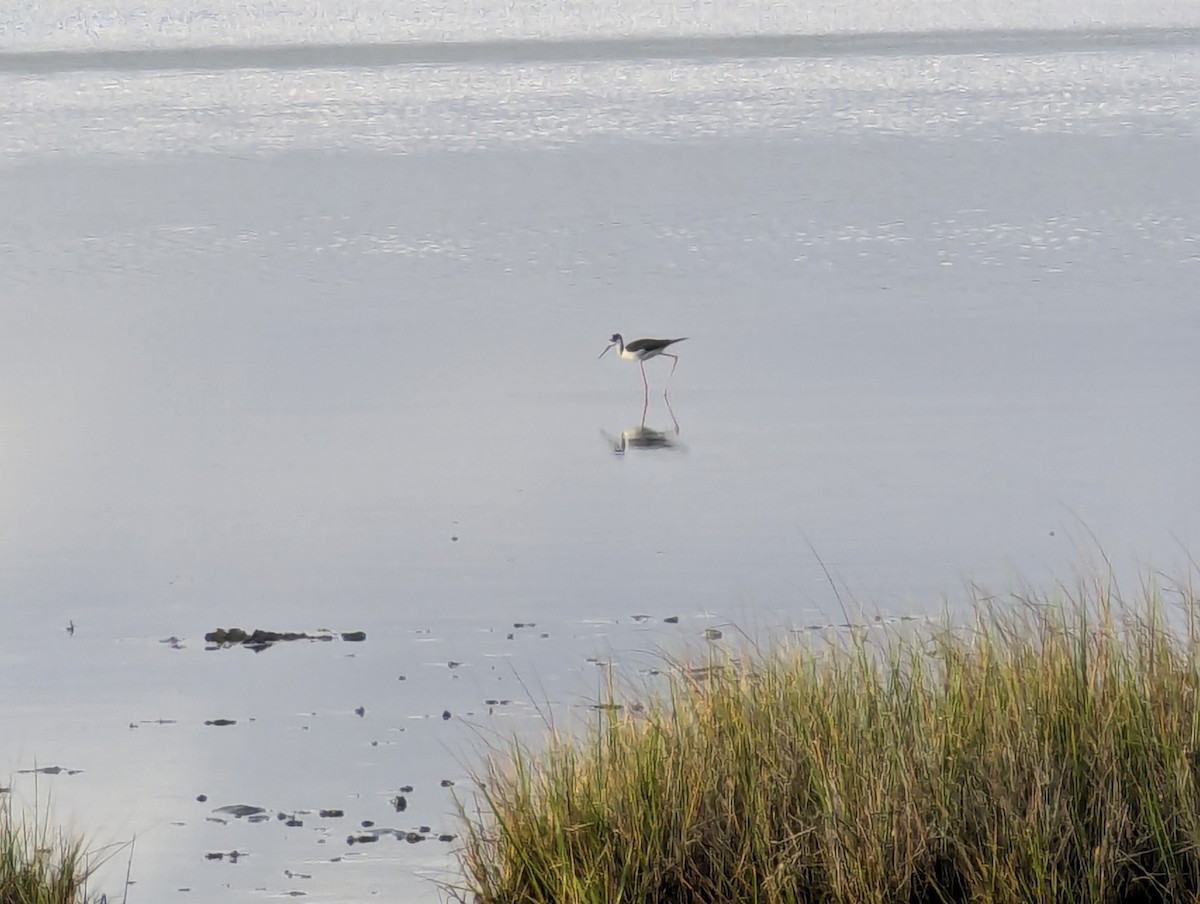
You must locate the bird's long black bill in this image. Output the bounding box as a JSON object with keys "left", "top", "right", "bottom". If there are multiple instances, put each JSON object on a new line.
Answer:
{"left": 598, "top": 344, "right": 614, "bottom": 359}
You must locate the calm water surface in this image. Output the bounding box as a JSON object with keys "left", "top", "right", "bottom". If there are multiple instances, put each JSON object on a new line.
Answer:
{"left": 2, "top": 0, "right": 1199, "bottom": 899}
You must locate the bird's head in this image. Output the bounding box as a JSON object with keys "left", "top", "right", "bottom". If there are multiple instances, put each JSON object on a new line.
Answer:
{"left": 598, "top": 333, "right": 623, "bottom": 359}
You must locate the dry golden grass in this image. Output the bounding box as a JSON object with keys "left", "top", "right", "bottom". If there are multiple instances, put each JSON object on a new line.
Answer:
{"left": 0, "top": 792, "right": 96, "bottom": 904}
{"left": 459, "top": 578, "right": 1200, "bottom": 903}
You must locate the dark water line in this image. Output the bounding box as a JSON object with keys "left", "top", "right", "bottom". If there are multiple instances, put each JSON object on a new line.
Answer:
{"left": 1, "top": 26, "right": 1198, "bottom": 74}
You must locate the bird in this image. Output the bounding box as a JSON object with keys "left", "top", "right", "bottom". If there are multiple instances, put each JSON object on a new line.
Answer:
{"left": 598, "top": 333, "right": 688, "bottom": 397}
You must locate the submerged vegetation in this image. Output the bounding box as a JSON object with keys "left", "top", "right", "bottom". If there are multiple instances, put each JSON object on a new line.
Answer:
{"left": 460, "top": 578, "right": 1200, "bottom": 903}
{"left": 0, "top": 794, "right": 96, "bottom": 904}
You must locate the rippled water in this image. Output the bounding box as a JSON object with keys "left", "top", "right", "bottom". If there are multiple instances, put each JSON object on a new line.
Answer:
{"left": 2, "top": 0, "right": 1199, "bottom": 899}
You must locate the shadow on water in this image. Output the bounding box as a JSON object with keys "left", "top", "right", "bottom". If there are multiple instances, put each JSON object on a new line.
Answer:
{"left": 603, "top": 393, "right": 684, "bottom": 455}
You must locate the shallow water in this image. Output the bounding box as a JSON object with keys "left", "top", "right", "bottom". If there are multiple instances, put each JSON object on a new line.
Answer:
{"left": 2, "top": 1, "right": 1199, "bottom": 899}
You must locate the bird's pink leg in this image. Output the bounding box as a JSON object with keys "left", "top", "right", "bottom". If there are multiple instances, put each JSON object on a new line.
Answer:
{"left": 663, "top": 353, "right": 680, "bottom": 394}
{"left": 639, "top": 361, "right": 649, "bottom": 401}
{"left": 664, "top": 391, "right": 680, "bottom": 435}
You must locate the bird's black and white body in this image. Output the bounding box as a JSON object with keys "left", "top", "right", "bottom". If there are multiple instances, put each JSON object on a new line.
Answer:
{"left": 599, "top": 333, "right": 688, "bottom": 397}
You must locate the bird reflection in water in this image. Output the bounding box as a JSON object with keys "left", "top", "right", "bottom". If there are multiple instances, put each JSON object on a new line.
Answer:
{"left": 603, "top": 392, "right": 683, "bottom": 456}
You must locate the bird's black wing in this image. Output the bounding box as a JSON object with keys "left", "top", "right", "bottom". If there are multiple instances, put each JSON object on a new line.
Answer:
{"left": 626, "top": 337, "right": 687, "bottom": 353}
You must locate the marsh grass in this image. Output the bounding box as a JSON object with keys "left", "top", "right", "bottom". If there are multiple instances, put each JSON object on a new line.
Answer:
{"left": 0, "top": 792, "right": 98, "bottom": 904}
{"left": 459, "top": 579, "right": 1200, "bottom": 903}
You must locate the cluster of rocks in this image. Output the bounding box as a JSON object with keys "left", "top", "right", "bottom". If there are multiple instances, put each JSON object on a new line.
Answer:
{"left": 204, "top": 627, "right": 367, "bottom": 650}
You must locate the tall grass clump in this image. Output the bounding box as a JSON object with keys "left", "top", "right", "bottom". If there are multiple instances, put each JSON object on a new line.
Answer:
{"left": 459, "top": 580, "right": 1200, "bottom": 903}
{"left": 0, "top": 793, "right": 95, "bottom": 904}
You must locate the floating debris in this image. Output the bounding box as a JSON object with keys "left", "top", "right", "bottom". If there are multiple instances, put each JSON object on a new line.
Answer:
{"left": 205, "top": 719, "right": 237, "bottom": 727}
{"left": 440, "top": 779, "right": 455, "bottom": 788}
{"left": 685, "top": 665, "right": 732, "bottom": 681}
{"left": 205, "top": 627, "right": 365, "bottom": 650}
{"left": 205, "top": 850, "right": 245, "bottom": 863}
{"left": 704, "top": 628, "right": 723, "bottom": 640}
{"left": 213, "top": 804, "right": 266, "bottom": 819}
{"left": 392, "top": 795, "right": 407, "bottom": 812}
{"left": 17, "top": 765, "right": 81, "bottom": 776}
{"left": 664, "top": 616, "right": 680, "bottom": 624}
{"left": 318, "top": 809, "right": 344, "bottom": 818}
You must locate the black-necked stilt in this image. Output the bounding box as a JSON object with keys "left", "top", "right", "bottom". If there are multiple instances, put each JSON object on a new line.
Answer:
{"left": 598, "top": 333, "right": 688, "bottom": 396}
